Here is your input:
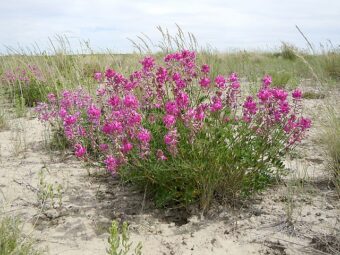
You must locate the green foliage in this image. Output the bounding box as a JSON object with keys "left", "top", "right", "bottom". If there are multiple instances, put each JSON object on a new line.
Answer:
{"left": 0, "top": 216, "right": 41, "bottom": 255}
{"left": 269, "top": 71, "right": 291, "bottom": 88}
{"left": 107, "top": 221, "right": 142, "bottom": 255}
{"left": 37, "top": 169, "right": 63, "bottom": 210}
{"left": 122, "top": 119, "right": 287, "bottom": 211}
{"left": 14, "top": 96, "right": 27, "bottom": 118}
{"left": 49, "top": 127, "right": 70, "bottom": 151}
{"left": 302, "top": 91, "right": 326, "bottom": 99}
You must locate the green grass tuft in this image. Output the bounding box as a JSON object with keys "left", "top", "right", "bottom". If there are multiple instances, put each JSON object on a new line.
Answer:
{"left": 0, "top": 216, "right": 41, "bottom": 255}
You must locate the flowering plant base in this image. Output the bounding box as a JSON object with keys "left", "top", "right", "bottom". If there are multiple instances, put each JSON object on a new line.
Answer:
{"left": 36, "top": 50, "right": 311, "bottom": 210}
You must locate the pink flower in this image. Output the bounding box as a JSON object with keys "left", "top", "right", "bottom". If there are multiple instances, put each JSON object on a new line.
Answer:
{"left": 257, "top": 89, "right": 272, "bottom": 102}
{"left": 156, "top": 67, "right": 168, "bottom": 84}
{"left": 104, "top": 155, "right": 118, "bottom": 173}
{"left": 165, "top": 101, "right": 179, "bottom": 115}
{"left": 201, "top": 64, "right": 210, "bottom": 73}
{"left": 279, "top": 101, "right": 290, "bottom": 114}
{"left": 99, "top": 144, "right": 109, "bottom": 151}
{"left": 175, "top": 79, "right": 186, "bottom": 90}
{"left": 105, "top": 68, "right": 115, "bottom": 79}
{"left": 210, "top": 96, "right": 223, "bottom": 112}
{"left": 292, "top": 89, "right": 302, "bottom": 99}
{"left": 164, "top": 133, "right": 175, "bottom": 145}
{"left": 195, "top": 111, "right": 205, "bottom": 121}
{"left": 243, "top": 96, "right": 257, "bottom": 115}
{"left": 94, "top": 72, "right": 102, "bottom": 81}
{"left": 199, "top": 77, "right": 210, "bottom": 88}
{"left": 262, "top": 75, "right": 272, "bottom": 87}
{"left": 121, "top": 141, "right": 133, "bottom": 153}
{"left": 228, "top": 72, "right": 238, "bottom": 82}
{"left": 123, "top": 94, "right": 139, "bottom": 109}
{"left": 273, "top": 111, "right": 282, "bottom": 122}
{"left": 124, "top": 81, "right": 137, "bottom": 91}
{"left": 164, "top": 129, "right": 179, "bottom": 155}
{"left": 108, "top": 96, "right": 121, "bottom": 107}
{"left": 102, "top": 121, "right": 123, "bottom": 134}
{"left": 215, "top": 75, "right": 226, "bottom": 89}
{"left": 156, "top": 149, "right": 167, "bottom": 161}
{"left": 47, "top": 93, "right": 56, "bottom": 103}
{"left": 231, "top": 82, "right": 240, "bottom": 90}
{"left": 176, "top": 92, "right": 189, "bottom": 109}
{"left": 87, "top": 105, "right": 101, "bottom": 122}
{"left": 299, "top": 117, "right": 312, "bottom": 130}
{"left": 137, "top": 129, "right": 151, "bottom": 143}
{"left": 128, "top": 111, "right": 142, "bottom": 126}
{"left": 163, "top": 114, "right": 176, "bottom": 128}
{"left": 64, "top": 114, "right": 77, "bottom": 126}
{"left": 272, "top": 89, "right": 288, "bottom": 101}
{"left": 64, "top": 126, "right": 74, "bottom": 140}
{"left": 141, "top": 56, "right": 155, "bottom": 73}
{"left": 172, "top": 72, "right": 181, "bottom": 81}
{"left": 96, "top": 88, "right": 106, "bottom": 96}
{"left": 59, "top": 108, "right": 67, "bottom": 118}
{"left": 113, "top": 73, "right": 126, "bottom": 85}
{"left": 74, "top": 144, "right": 86, "bottom": 158}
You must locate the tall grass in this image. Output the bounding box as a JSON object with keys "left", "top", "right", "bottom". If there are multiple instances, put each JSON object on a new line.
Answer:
{"left": 0, "top": 216, "right": 41, "bottom": 255}
{"left": 323, "top": 106, "right": 340, "bottom": 195}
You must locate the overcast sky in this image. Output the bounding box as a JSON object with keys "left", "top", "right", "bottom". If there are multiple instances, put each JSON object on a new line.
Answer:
{"left": 0, "top": 0, "right": 339, "bottom": 53}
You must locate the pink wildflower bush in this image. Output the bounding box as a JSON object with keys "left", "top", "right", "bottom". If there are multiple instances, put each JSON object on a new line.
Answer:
{"left": 36, "top": 50, "right": 311, "bottom": 209}
{"left": 1, "top": 65, "right": 49, "bottom": 106}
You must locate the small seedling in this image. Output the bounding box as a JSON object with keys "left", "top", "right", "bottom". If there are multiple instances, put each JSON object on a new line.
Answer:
{"left": 37, "top": 169, "right": 63, "bottom": 210}
{"left": 107, "top": 220, "right": 142, "bottom": 255}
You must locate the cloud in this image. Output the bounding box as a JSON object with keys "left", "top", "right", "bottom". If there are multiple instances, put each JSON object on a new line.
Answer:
{"left": 0, "top": 0, "right": 339, "bottom": 53}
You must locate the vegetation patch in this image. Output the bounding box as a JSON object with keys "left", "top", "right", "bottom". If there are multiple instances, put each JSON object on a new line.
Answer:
{"left": 35, "top": 50, "right": 312, "bottom": 211}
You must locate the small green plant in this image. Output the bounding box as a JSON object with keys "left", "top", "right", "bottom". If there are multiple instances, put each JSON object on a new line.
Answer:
{"left": 107, "top": 221, "right": 142, "bottom": 255}
{"left": 302, "top": 91, "right": 326, "bottom": 100}
{"left": 15, "top": 96, "right": 27, "bottom": 117}
{"left": 37, "top": 169, "right": 63, "bottom": 210}
{"left": 49, "top": 127, "right": 70, "bottom": 152}
{"left": 0, "top": 216, "right": 41, "bottom": 255}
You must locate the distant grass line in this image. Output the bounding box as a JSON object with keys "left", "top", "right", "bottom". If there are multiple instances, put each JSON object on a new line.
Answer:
{"left": 0, "top": 30, "right": 339, "bottom": 108}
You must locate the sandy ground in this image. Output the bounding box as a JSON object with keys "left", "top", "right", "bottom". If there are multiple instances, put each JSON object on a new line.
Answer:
{"left": 0, "top": 86, "right": 339, "bottom": 255}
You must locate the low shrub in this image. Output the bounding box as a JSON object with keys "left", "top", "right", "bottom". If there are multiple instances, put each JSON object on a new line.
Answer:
{"left": 36, "top": 50, "right": 311, "bottom": 210}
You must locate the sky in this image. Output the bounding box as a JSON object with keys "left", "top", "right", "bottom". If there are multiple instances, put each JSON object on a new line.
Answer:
{"left": 0, "top": 0, "right": 339, "bottom": 53}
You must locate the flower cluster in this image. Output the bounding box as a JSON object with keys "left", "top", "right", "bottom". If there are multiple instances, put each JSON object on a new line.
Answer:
{"left": 36, "top": 50, "right": 311, "bottom": 177}
{"left": 2, "top": 65, "right": 45, "bottom": 84}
